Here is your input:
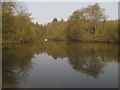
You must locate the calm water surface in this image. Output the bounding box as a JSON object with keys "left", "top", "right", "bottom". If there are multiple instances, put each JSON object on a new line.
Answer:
{"left": 2, "top": 41, "right": 118, "bottom": 88}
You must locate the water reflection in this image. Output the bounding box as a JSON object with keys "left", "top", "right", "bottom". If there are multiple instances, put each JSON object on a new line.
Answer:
{"left": 2, "top": 41, "right": 118, "bottom": 88}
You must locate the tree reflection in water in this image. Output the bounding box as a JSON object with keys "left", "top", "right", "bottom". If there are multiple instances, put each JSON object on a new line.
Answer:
{"left": 2, "top": 41, "right": 118, "bottom": 88}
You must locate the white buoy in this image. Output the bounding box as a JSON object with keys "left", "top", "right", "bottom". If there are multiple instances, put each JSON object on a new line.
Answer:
{"left": 45, "top": 39, "right": 48, "bottom": 41}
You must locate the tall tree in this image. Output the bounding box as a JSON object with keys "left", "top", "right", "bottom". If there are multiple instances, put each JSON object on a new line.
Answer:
{"left": 66, "top": 3, "right": 107, "bottom": 40}
{"left": 2, "top": 2, "right": 17, "bottom": 40}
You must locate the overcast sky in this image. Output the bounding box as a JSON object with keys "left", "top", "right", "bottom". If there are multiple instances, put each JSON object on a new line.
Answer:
{"left": 24, "top": 2, "right": 118, "bottom": 24}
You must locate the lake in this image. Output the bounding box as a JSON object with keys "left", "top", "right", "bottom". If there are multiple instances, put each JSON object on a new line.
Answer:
{"left": 2, "top": 41, "right": 118, "bottom": 88}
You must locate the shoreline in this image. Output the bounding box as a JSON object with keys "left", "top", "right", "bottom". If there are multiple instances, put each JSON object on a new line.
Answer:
{"left": 2, "top": 39, "right": 119, "bottom": 46}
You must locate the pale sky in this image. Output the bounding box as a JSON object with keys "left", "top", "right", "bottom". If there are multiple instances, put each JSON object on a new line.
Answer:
{"left": 24, "top": 2, "right": 118, "bottom": 24}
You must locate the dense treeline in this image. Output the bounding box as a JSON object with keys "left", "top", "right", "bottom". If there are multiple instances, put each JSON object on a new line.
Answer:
{"left": 43, "top": 3, "right": 118, "bottom": 42}
{"left": 2, "top": 2, "right": 44, "bottom": 44}
{"left": 2, "top": 2, "right": 118, "bottom": 44}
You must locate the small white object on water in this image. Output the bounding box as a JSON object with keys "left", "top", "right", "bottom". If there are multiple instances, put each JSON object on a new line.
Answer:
{"left": 45, "top": 39, "right": 48, "bottom": 41}
{"left": 34, "top": 53, "right": 37, "bottom": 57}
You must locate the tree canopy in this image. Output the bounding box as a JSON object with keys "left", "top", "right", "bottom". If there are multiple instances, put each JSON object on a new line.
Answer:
{"left": 2, "top": 2, "right": 118, "bottom": 44}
